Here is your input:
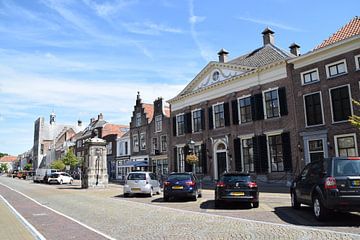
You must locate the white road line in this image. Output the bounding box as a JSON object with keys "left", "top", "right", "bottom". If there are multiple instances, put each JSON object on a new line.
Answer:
{"left": 0, "top": 182, "right": 116, "bottom": 240}
{"left": 0, "top": 195, "right": 46, "bottom": 240}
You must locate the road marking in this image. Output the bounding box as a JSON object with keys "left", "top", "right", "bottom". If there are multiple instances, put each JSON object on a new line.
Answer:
{"left": 0, "top": 182, "right": 116, "bottom": 240}
{"left": 0, "top": 195, "right": 46, "bottom": 240}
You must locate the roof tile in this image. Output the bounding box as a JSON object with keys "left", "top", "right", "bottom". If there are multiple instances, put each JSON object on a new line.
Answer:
{"left": 0, "top": 156, "right": 17, "bottom": 162}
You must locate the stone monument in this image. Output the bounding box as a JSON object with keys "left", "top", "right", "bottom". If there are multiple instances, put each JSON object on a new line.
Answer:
{"left": 82, "top": 136, "right": 108, "bottom": 188}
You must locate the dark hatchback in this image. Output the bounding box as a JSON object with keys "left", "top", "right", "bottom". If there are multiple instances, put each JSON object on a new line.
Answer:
{"left": 215, "top": 172, "right": 259, "bottom": 208}
{"left": 290, "top": 157, "right": 360, "bottom": 221}
{"left": 163, "top": 172, "right": 202, "bottom": 201}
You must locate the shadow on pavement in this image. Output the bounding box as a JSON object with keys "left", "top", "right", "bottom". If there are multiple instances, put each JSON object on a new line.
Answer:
{"left": 274, "top": 206, "right": 360, "bottom": 227}
{"left": 200, "top": 200, "right": 252, "bottom": 210}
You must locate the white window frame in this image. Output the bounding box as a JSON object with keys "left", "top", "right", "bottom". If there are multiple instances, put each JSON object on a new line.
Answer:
{"left": 152, "top": 137, "right": 158, "bottom": 154}
{"left": 301, "top": 68, "right": 319, "bottom": 85}
{"left": 334, "top": 133, "right": 358, "bottom": 157}
{"left": 307, "top": 139, "right": 325, "bottom": 162}
{"left": 266, "top": 130, "right": 284, "bottom": 173}
{"left": 329, "top": 84, "right": 353, "bottom": 124}
{"left": 133, "top": 134, "right": 139, "bottom": 152}
{"left": 262, "top": 87, "right": 280, "bottom": 119}
{"left": 140, "top": 132, "right": 146, "bottom": 150}
{"left": 325, "top": 59, "right": 347, "bottom": 79}
{"left": 176, "top": 113, "right": 185, "bottom": 136}
{"left": 191, "top": 108, "right": 202, "bottom": 133}
{"left": 303, "top": 91, "right": 325, "bottom": 128}
{"left": 212, "top": 102, "right": 225, "bottom": 129}
{"left": 239, "top": 135, "right": 255, "bottom": 173}
{"left": 155, "top": 115, "right": 162, "bottom": 132}
{"left": 135, "top": 113, "right": 141, "bottom": 127}
{"left": 160, "top": 135, "right": 167, "bottom": 152}
{"left": 237, "top": 94, "right": 252, "bottom": 124}
{"left": 355, "top": 54, "right": 360, "bottom": 71}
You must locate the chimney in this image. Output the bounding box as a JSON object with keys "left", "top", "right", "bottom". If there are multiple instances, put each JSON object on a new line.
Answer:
{"left": 98, "top": 113, "right": 103, "bottom": 120}
{"left": 262, "top": 27, "right": 275, "bottom": 45}
{"left": 289, "top": 43, "right": 300, "bottom": 56}
{"left": 218, "top": 48, "right": 229, "bottom": 63}
{"left": 77, "top": 120, "right": 82, "bottom": 127}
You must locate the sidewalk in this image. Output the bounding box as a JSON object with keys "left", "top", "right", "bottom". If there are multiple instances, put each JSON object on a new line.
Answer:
{"left": 0, "top": 196, "right": 35, "bottom": 240}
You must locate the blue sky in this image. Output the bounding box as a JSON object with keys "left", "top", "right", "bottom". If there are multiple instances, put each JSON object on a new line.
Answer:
{"left": 0, "top": 0, "right": 359, "bottom": 155}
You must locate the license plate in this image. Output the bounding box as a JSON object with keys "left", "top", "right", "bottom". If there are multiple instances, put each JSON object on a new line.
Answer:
{"left": 352, "top": 180, "right": 360, "bottom": 186}
{"left": 231, "top": 192, "right": 245, "bottom": 196}
{"left": 131, "top": 188, "right": 141, "bottom": 191}
{"left": 172, "top": 186, "right": 183, "bottom": 190}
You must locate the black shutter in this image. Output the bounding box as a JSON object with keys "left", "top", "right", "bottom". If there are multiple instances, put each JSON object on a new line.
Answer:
{"left": 278, "top": 87, "right": 288, "bottom": 116}
{"left": 184, "top": 145, "right": 191, "bottom": 172}
{"left": 173, "top": 147, "right": 178, "bottom": 172}
{"left": 253, "top": 135, "right": 268, "bottom": 174}
{"left": 224, "top": 102, "right": 230, "bottom": 126}
{"left": 231, "top": 100, "right": 239, "bottom": 125}
{"left": 208, "top": 106, "right": 213, "bottom": 130}
{"left": 282, "top": 132, "right": 292, "bottom": 172}
{"left": 233, "top": 138, "right": 242, "bottom": 172}
{"left": 184, "top": 112, "right": 192, "bottom": 134}
{"left": 253, "top": 94, "right": 264, "bottom": 120}
{"left": 201, "top": 109, "right": 205, "bottom": 131}
{"left": 172, "top": 116, "right": 176, "bottom": 136}
{"left": 201, "top": 143, "right": 207, "bottom": 174}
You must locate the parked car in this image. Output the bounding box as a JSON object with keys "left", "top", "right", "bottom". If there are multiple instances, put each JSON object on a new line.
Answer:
{"left": 163, "top": 172, "right": 202, "bottom": 201}
{"left": 290, "top": 157, "right": 360, "bottom": 221}
{"left": 34, "top": 168, "right": 60, "bottom": 183}
{"left": 123, "top": 172, "right": 161, "bottom": 197}
{"left": 215, "top": 172, "right": 259, "bottom": 208}
{"left": 47, "top": 172, "right": 73, "bottom": 184}
{"left": 16, "top": 171, "right": 27, "bottom": 180}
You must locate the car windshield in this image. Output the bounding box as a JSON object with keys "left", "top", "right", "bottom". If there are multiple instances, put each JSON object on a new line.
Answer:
{"left": 51, "top": 173, "right": 59, "bottom": 178}
{"left": 221, "top": 175, "right": 251, "bottom": 183}
{"left": 167, "top": 174, "right": 191, "bottom": 181}
{"left": 334, "top": 159, "right": 360, "bottom": 176}
{"left": 128, "top": 173, "right": 146, "bottom": 180}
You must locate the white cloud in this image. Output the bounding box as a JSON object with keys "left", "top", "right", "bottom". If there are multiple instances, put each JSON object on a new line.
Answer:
{"left": 236, "top": 16, "right": 303, "bottom": 32}
{"left": 189, "top": 15, "right": 205, "bottom": 24}
{"left": 123, "top": 21, "right": 183, "bottom": 35}
{"left": 82, "top": 0, "right": 137, "bottom": 18}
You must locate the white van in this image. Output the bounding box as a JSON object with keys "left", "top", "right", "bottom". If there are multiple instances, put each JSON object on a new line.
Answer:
{"left": 123, "top": 172, "right": 161, "bottom": 197}
{"left": 34, "top": 169, "right": 59, "bottom": 183}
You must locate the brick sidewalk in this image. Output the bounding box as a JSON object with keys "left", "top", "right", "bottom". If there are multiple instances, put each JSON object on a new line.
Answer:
{"left": 0, "top": 196, "right": 35, "bottom": 240}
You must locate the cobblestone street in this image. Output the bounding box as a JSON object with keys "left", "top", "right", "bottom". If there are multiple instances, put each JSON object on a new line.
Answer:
{"left": 0, "top": 176, "right": 360, "bottom": 240}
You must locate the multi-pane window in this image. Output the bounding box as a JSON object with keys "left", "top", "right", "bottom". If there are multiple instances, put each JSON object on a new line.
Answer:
{"left": 301, "top": 69, "right": 319, "bottom": 84}
{"left": 77, "top": 140, "right": 82, "bottom": 148}
{"left": 152, "top": 138, "right": 158, "bottom": 154}
{"left": 192, "top": 109, "right": 202, "bottom": 132}
{"left": 326, "top": 60, "right": 347, "bottom": 78}
{"left": 161, "top": 135, "right": 167, "bottom": 152}
{"left": 355, "top": 55, "right": 360, "bottom": 70}
{"left": 304, "top": 92, "right": 323, "bottom": 126}
{"left": 330, "top": 86, "right": 351, "bottom": 122}
{"left": 176, "top": 114, "right": 185, "bottom": 136}
{"left": 106, "top": 142, "right": 112, "bottom": 155}
{"left": 308, "top": 139, "right": 324, "bottom": 162}
{"left": 335, "top": 135, "right": 357, "bottom": 157}
{"left": 140, "top": 133, "right": 146, "bottom": 150}
{"left": 133, "top": 134, "right": 139, "bottom": 152}
{"left": 213, "top": 103, "right": 225, "bottom": 128}
{"left": 136, "top": 113, "right": 141, "bottom": 127}
{"left": 242, "top": 138, "right": 254, "bottom": 172}
{"left": 268, "top": 134, "right": 284, "bottom": 172}
{"left": 177, "top": 147, "right": 185, "bottom": 172}
{"left": 239, "top": 97, "right": 252, "bottom": 123}
{"left": 264, "top": 89, "right": 279, "bottom": 118}
{"left": 194, "top": 145, "right": 203, "bottom": 173}
{"left": 155, "top": 115, "right": 162, "bottom": 132}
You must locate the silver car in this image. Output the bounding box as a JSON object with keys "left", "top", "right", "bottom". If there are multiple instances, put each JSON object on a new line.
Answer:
{"left": 124, "top": 172, "right": 161, "bottom": 197}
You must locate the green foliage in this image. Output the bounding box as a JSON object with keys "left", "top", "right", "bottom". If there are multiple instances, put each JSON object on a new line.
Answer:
{"left": 0, "top": 153, "right": 8, "bottom": 158}
{"left": 50, "top": 160, "right": 65, "bottom": 170}
{"left": 61, "top": 150, "right": 79, "bottom": 167}
{"left": 0, "top": 163, "right": 8, "bottom": 172}
{"left": 349, "top": 100, "right": 360, "bottom": 128}
{"left": 23, "top": 163, "right": 32, "bottom": 171}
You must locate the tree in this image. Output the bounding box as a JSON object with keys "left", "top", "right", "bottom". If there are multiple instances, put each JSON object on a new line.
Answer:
{"left": 51, "top": 160, "right": 65, "bottom": 170}
{"left": 0, "top": 153, "right": 8, "bottom": 158}
{"left": 349, "top": 100, "right": 360, "bottom": 128}
{"left": 0, "top": 163, "right": 8, "bottom": 172}
{"left": 61, "top": 150, "right": 79, "bottom": 168}
{"left": 23, "top": 163, "right": 32, "bottom": 171}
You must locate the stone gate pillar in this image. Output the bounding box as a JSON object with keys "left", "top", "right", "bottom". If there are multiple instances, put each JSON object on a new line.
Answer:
{"left": 82, "top": 137, "right": 108, "bottom": 188}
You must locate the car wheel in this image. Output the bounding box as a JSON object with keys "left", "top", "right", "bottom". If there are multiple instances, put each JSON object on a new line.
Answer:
{"left": 252, "top": 202, "right": 259, "bottom": 208}
{"left": 163, "top": 196, "right": 169, "bottom": 202}
{"left": 215, "top": 200, "right": 222, "bottom": 208}
{"left": 124, "top": 193, "right": 129, "bottom": 198}
{"left": 148, "top": 188, "right": 153, "bottom": 197}
{"left": 70, "top": 180, "right": 73, "bottom": 185}
{"left": 60, "top": 180, "right": 63, "bottom": 185}
{"left": 313, "top": 195, "right": 329, "bottom": 221}
{"left": 291, "top": 191, "right": 301, "bottom": 209}
{"left": 156, "top": 187, "right": 161, "bottom": 195}
{"left": 192, "top": 191, "right": 198, "bottom": 201}
{"left": 198, "top": 191, "right": 202, "bottom": 198}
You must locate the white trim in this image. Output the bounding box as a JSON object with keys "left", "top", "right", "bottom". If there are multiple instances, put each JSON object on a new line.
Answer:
{"left": 160, "top": 135, "right": 167, "bottom": 152}
{"left": 238, "top": 133, "right": 255, "bottom": 139}
{"left": 132, "top": 133, "right": 139, "bottom": 152}
{"left": 175, "top": 113, "right": 184, "bottom": 136}
{"left": 262, "top": 87, "right": 280, "bottom": 119}
{"left": 213, "top": 140, "right": 228, "bottom": 179}
{"left": 334, "top": 133, "right": 358, "bottom": 157}
{"left": 329, "top": 84, "right": 353, "bottom": 124}
{"left": 264, "top": 129, "right": 283, "bottom": 136}
{"left": 300, "top": 68, "right": 319, "bottom": 85}
{"left": 303, "top": 91, "right": 325, "bottom": 128}
{"left": 191, "top": 108, "right": 202, "bottom": 133}
{"left": 212, "top": 102, "right": 225, "bottom": 129}
{"left": 237, "top": 94, "right": 252, "bottom": 124}
{"left": 140, "top": 132, "right": 146, "bottom": 150}
{"left": 154, "top": 115, "right": 162, "bottom": 133}
{"left": 325, "top": 59, "right": 348, "bottom": 79}
{"left": 266, "top": 132, "right": 284, "bottom": 173}
{"left": 307, "top": 139, "right": 325, "bottom": 163}
{"left": 355, "top": 54, "right": 360, "bottom": 71}
{"left": 239, "top": 136, "right": 254, "bottom": 173}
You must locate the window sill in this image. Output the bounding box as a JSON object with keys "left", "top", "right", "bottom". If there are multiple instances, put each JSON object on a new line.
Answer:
{"left": 305, "top": 123, "right": 325, "bottom": 128}
{"left": 264, "top": 116, "right": 280, "bottom": 120}
{"left": 302, "top": 80, "right": 320, "bottom": 86}
{"left": 332, "top": 120, "right": 350, "bottom": 124}
{"left": 327, "top": 72, "right": 347, "bottom": 79}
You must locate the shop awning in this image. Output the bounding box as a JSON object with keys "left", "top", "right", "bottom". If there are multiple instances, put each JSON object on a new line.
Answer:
{"left": 119, "top": 161, "right": 148, "bottom": 168}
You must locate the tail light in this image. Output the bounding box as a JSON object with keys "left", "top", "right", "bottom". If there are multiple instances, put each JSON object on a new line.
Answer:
{"left": 325, "top": 177, "right": 337, "bottom": 189}
{"left": 164, "top": 181, "right": 170, "bottom": 186}
{"left": 216, "top": 181, "right": 225, "bottom": 187}
{"left": 186, "top": 181, "right": 196, "bottom": 186}
{"left": 248, "top": 182, "right": 257, "bottom": 188}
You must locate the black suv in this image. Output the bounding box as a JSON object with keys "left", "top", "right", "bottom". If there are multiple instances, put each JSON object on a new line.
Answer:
{"left": 290, "top": 157, "right": 360, "bottom": 221}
